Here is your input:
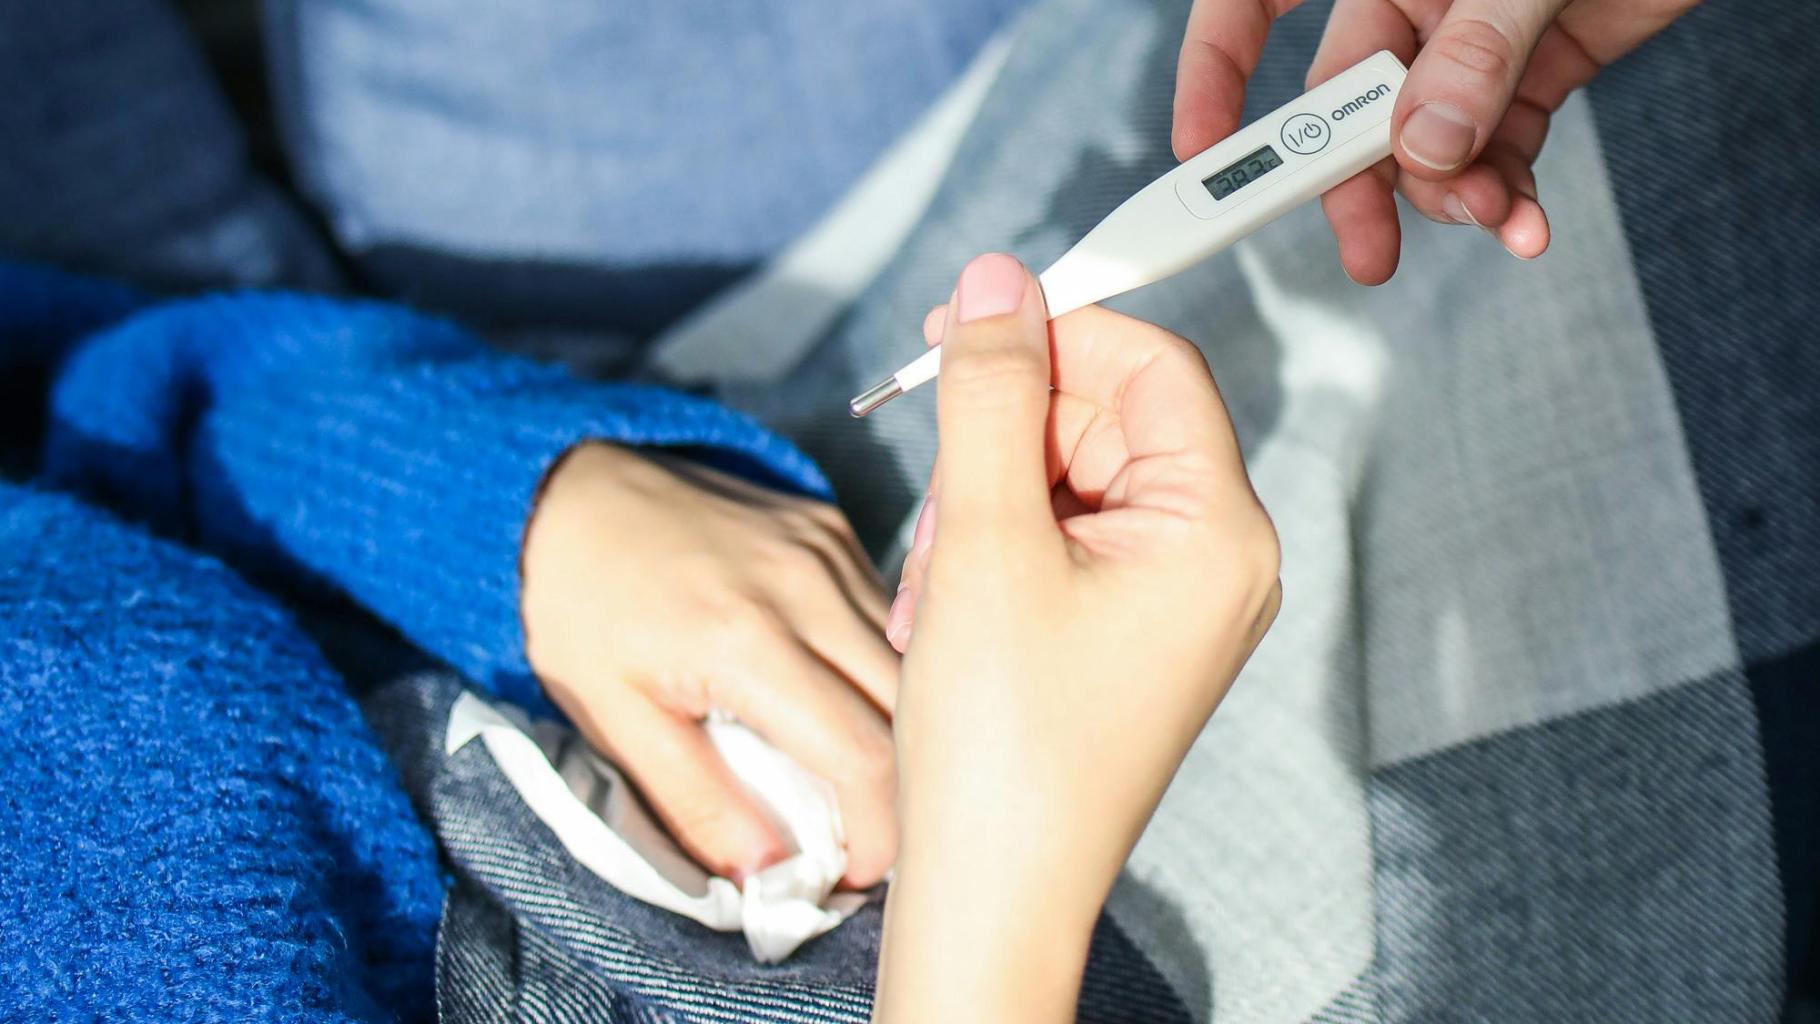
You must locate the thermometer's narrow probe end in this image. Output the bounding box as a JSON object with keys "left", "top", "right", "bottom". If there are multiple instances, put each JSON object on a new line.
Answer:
{"left": 849, "top": 377, "right": 902, "bottom": 418}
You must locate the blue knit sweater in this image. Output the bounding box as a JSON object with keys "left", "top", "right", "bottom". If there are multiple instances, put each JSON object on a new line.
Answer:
{"left": 0, "top": 262, "right": 829, "bottom": 1021}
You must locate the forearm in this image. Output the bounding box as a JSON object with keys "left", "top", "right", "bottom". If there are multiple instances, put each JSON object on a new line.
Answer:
{"left": 34, "top": 283, "right": 829, "bottom": 704}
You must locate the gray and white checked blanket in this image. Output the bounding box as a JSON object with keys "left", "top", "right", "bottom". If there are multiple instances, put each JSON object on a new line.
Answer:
{"left": 392, "top": 0, "right": 1820, "bottom": 1020}
{"left": 720, "top": 0, "right": 1816, "bottom": 1019}
{"left": 355, "top": 668, "right": 1191, "bottom": 1024}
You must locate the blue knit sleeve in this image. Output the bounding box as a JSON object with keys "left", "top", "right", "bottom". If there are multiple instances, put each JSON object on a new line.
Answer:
{"left": 36, "top": 286, "right": 832, "bottom": 709}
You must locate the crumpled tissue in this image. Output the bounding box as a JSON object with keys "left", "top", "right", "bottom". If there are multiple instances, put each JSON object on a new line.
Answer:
{"left": 445, "top": 692, "right": 869, "bottom": 962}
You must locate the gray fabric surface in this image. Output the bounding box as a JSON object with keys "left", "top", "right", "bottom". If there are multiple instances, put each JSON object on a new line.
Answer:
{"left": 1368, "top": 671, "right": 1779, "bottom": 1020}
{"left": 364, "top": 670, "right": 1192, "bottom": 1023}
{"left": 651, "top": 0, "right": 1785, "bottom": 1018}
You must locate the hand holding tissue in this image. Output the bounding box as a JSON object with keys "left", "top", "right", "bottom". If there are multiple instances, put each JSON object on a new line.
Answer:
{"left": 445, "top": 693, "right": 869, "bottom": 963}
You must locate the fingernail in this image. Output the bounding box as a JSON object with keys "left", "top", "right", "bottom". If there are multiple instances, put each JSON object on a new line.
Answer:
{"left": 1401, "top": 102, "right": 1477, "bottom": 172}
{"left": 1441, "top": 192, "right": 1479, "bottom": 227}
{"left": 911, "top": 499, "right": 935, "bottom": 558}
{"left": 886, "top": 584, "right": 912, "bottom": 650}
{"left": 954, "top": 253, "right": 1027, "bottom": 324}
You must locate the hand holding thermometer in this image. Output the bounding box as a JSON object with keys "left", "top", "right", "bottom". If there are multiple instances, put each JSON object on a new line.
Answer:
{"left": 849, "top": 50, "right": 1407, "bottom": 417}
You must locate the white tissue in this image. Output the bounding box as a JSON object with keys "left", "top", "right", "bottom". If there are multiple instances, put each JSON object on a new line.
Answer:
{"left": 444, "top": 693, "right": 867, "bottom": 962}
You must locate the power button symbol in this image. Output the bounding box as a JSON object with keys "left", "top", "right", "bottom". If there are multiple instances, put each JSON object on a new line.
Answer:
{"left": 1281, "top": 113, "right": 1329, "bottom": 155}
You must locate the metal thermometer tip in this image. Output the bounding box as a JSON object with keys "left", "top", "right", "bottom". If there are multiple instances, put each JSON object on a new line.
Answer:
{"left": 848, "top": 377, "right": 902, "bottom": 418}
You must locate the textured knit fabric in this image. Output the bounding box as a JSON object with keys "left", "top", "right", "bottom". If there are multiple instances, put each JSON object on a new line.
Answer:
{"left": 1, "top": 484, "right": 445, "bottom": 1021}
{"left": 0, "top": 261, "right": 828, "bottom": 1021}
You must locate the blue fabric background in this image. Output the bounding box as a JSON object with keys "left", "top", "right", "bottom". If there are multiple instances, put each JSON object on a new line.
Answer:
{"left": 260, "top": 0, "right": 1027, "bottom": 335}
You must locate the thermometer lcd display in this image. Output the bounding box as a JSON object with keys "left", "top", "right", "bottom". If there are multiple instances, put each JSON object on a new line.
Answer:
{"left": 1202, "top": 145, "right": 1284, "bottom": 200}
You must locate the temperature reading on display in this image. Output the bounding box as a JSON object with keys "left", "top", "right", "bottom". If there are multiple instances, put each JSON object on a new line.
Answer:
{"left": 1202, "top": 145, "right": 1284, "bottom": 200}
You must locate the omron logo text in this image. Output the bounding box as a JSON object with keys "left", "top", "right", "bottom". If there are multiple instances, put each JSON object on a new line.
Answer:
{"left": 1332, "top": 84, "right": 1390, "bottom": 120}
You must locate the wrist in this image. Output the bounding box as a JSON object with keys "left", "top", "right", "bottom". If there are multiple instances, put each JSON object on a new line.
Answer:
{"left": 520, "top": 441, "right": 634, "bottom": 684}
{"left": 873, "top": 829, "right": 1105, "bottom": 1023}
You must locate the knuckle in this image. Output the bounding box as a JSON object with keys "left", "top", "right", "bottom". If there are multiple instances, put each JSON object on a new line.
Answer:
{"left": 837, "top": 766, "right": 900, "bottom": 885}
{"left": 1429, "top": 19, "right": 1519, "bottom": 84}
{"left": 852, "top": 731, "right": 899, "bottom": 787}
{"left": 1238, "top": 506, "right": 1284, "bottom": 621}
{"left": 790, "top": 507, "right": 858, "bottom": 554}
{"left": 771, "top": 502, "right": 810, "bottom": 527}
{"left": 844, "top": 834, "right": 898, "bottom": 887}
{"left": 1199, "top": 500, "right": 1281, "bottom": 608}
{"left": 802, "top": 501, "right": 850, "bottom": 533}
{"left": 785, "top": 502, "right": 834, "bottom": 532}
{"left": 662, "top": 795, "right": 750, "bottom": 868}
{"left": 942, "top": 341, "right": 1047, "bottom": 398}
{"left": 664, "top": 791, "right": 727, "bottom": 838}
{"left": 753, "top": 535, "right": 813, "bottom": 575}
{"left": 789, "top": 539, "right": 839, "bottom": 577}
{"left": 1250, "top": 515, "right": 1283, "bottom": 592}
{"left": 718, "top": 602, "right": 788, "bottom": 649}
{"left": 1257, "top": 577, "right": 1285, "bottom": 634}
{"left": 1236, "top": 500, "right": 1282, "bottom": 583}
{"left": 685, "top": 577, "right": 755, "bottom": 622}
{"left": 1157, "top": 330, "right": 1215, "bottom": 379}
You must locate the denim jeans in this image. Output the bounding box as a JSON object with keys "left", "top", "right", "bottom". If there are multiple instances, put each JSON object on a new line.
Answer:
{"left": 363, "top": 671, "right": 1192, "bottom": 1023}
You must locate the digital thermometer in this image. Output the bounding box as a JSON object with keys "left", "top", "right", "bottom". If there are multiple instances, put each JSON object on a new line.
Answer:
{"left": 849, "top": 50, "right": 1407, "bottom": 417}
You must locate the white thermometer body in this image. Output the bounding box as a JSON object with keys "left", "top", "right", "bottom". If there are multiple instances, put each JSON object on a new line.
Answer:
{"left": 850, "top": 50, "right": 1407, "bottom": 417}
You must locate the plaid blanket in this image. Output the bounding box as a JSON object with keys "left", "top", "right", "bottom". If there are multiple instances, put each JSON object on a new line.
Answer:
{"left": 691, "top": 0, "right": 1819, "bottom": 1019}
{"left": 352, "top": 668, "right": 1191, "bottom": 1024}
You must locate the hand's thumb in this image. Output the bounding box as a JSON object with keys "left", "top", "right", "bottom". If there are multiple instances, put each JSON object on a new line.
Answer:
{"left": 1393, "top": 0, "right": 1564, "bottom": 177}
{"left": 934, "top": 253, "right": 1054, "bottom": 544}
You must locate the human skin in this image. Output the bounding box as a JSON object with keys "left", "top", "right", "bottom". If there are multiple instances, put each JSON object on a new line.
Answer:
{"left": 874, "top": 253, "right": 1282, "bottom": 1021}
{"left": 1173, "top": 0, "right": 1700, "bottom": 283}
{"left": 521, "top": 443, "right": 899, "bottom": 887}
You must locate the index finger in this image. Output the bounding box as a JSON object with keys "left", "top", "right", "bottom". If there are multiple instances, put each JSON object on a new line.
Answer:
{"left": 921, "top": 302, "right": 1244, "bottom": 470}
{"left": 707, "top": 624, "right": 899, "bottom": 886}
{"left": 1173, "top": 0, "right": 1306, "bottom": 161}
{"left": 1050, "top": 305, "right": 1240, "bottom": 464}
{"left": 1306, "top": 0, "right": 1419, "bottom": 283}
